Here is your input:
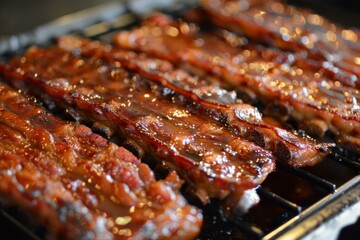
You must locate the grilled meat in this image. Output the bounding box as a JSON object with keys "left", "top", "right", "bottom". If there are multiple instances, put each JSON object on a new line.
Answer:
{"left": 59, "top": 35, "right": 331, "bottom": 167}
{"left": 199, "top": 0, "right": 360, "bottom": 88}
{"left": 113, "top": 14, "right": 360, "bottom": 153}
{"left": 0, "top": 82, "right": 202, "bottom": 239}
{"left": 0, "top": 46, "right": 275, "bottom": 214}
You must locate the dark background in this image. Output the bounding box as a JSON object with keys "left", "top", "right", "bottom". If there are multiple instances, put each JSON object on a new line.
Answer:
{"left": 0, "top": 0, "right": 359, "bottom": 37}
{"left": 0, "top": 0, "right": 115, "bottom": 37}
{"left": 289, "top": 0, "right": 360, "bottom": 28}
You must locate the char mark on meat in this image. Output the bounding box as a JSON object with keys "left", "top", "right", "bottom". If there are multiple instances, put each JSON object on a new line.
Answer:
{"left": 0, "top": 82, "right": 202, "bottom": 239}
{"left": 113, "top": 14, "right": 359, "bottom": 154}
{"left": 111, "top": 17, "right": 336, "bottom": 163}
{"left": 0, "top": 45, "right": 275, "bottom": 216}
{"left": 199, "top": 0, "right": 360, "bottom": 88}
{"left": 61, "top": 35, "right": 332, "bottom": 167}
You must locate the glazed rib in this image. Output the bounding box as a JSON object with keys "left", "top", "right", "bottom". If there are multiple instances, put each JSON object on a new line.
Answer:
{"left": 0, "top": 46, "right": 275, "bottom": 214}
{"left": 113, "top": 15, "right": 360, "bottom": 153}
{"left": 59, "top": 35, "right": 331, "bottom": 167}
{"left": 0, "top": 82, "right": 202, "bottom": 239}
{"left": 199, "top": 0, "right": 360, "bottom": 88}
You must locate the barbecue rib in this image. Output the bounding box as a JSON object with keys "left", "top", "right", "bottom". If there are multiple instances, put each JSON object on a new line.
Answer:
{"left": 0, "top": 46, "right": 275, "bottom": 215}
{"left": 58, "top": 35, "right": 332, "bottom": 167}
{"left": 199, "top": 0, "right": 360, "bottom": 88}
{"left": 113, "top": 15, "right": 360, "bottom": 153}
{"left": 0, "top": 82, "right": 202, "bottom": 239}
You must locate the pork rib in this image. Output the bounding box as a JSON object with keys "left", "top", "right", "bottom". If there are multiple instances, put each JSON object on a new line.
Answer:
{"left": 59, "top": 35, "right": 331, "bottom": 167}
{"left": 113, "top": 15, "right": 360, "bottom": 153}
{"left": 0, "top": 46, "right": 275, "bottom": 214}
{"left": 199, "top": 0, "right": 360, "bottom": 88}
{"left": 0, "top": 82, "right": 202, "bottom": 239}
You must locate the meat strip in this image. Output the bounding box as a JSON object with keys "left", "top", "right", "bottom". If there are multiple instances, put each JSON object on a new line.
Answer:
{"left": 0, "top": 46, "right": 275, "bottom": 214}
{"left": 113, "top": 15, "right": 360, "bottom": 153}
{"left": 59, "top": 35, "right": 331, "bottom": 167}
{"left": 0, "top": 82, "right": 202, "bottom": 239}
{"left": 199, "top": 0, "right": 360, "bottom": 88}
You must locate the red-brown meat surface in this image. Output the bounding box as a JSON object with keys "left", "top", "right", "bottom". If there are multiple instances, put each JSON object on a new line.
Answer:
{"left": 113, "top": 15, "right": 360, "bottom": 153}
{"left": 0, "top": 82, "right": 202, "bottom": 239}
{"left": 59, "top": 35, "right": 332, "bottom": 167}
{"left": 0, "top": 46, "right": 275, "bottom": 214}
{"left": 200, "top": 0, "right": 360, "bottom": 88}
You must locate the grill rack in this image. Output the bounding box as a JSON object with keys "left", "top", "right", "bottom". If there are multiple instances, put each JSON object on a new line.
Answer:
{"left": 0, "top": 1, "right": 359, "bottom": 239}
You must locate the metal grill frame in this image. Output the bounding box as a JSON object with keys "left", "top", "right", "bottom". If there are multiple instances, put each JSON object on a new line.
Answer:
{"left": 0, "top": 1, "right": 359, "bottom": 239}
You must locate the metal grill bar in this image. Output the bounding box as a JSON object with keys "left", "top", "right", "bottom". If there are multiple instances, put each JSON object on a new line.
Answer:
{"left": 234, "top": 220, "right": 264, "bottom": 240}
{"left": 0, "top": 2, "right": 128, "bottom": 54}
{"left": 277, "top": 162, "right": 337, "bottom": 193}
{"left": 81, "top": 13, "right": 138, "bottom": 39}
{"left": 264, "top": 176, "right": 360, "bottom": 240}
{"left": 0, "top": 210, "right": 41, "bottom": 240}
{"left": 258, "top": 187, "right": 302, "bottom": 214}
{"left": 329, "top": 151, "right": 360, "bottom": 170}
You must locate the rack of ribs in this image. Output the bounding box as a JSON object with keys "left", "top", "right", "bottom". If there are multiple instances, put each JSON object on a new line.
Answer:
{"left": 0, "top": 81, "right": 202, "bottom": 239}
{"left": 113, "top": 14, "right": 360, "bottom": 153}
{"left": 0, "top": 45, "right": 275, "bottom": 216}
{"left": 58, "top": 35, "right": 332, "bottom": 167}
{"left": 199, "top": 0, "right": 360, "bottom": 88}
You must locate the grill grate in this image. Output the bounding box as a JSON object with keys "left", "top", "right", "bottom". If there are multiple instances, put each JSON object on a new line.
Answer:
{"left": 277, "top": 163, "right": 337, "bottom": 193}
{"left": 0, "top": 1, "right": 359, "bottom": 239}
{"left": 258, "top": 187, "right": 302, "bottom": 214}
{"left": 330, "top": 150, "right": 360, "bottom": 170}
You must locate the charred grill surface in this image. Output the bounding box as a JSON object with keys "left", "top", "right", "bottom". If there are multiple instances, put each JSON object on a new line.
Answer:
{"left": 58, "top": 35, "right": 332, "bottom": 167}
{"left": 0, "top": 82, "right": 202, "bottom": 239}
{"left": 0, "top": 46, "right": 275, "bottom": 214}
{"left": 113, "top": 15, "right": 360, "bottom": 153}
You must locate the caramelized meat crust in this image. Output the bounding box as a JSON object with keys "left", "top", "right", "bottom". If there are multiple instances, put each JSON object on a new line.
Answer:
{"left": 113, "top": 14, "right": 359, "bottom": 153}
{"left": 0, "top": 46, "right": 275, "bottom": 212}
{"left": 60, "top": 35, "right": 332, "bottom": 167}
{"left": 0, "top": 82, "right": 202, "bottom": 239}
{"left": 200, "top": 0, "right": 360, "bottom": 88}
